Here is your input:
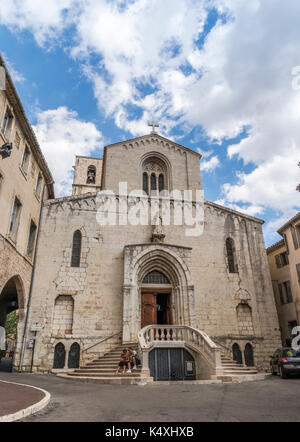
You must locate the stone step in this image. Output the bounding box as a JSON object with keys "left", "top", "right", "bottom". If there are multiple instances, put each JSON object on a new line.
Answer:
{"left": 75, "top": 368, "right": 142, "bottom": 373}
{"left": 222, "top": 369, "right": 258, "bottom": 375}
{"left": 84, "top": 363, "right": 142, "bottom": 370}
{"left": 221, "top": 363, "right": 245, "bottom": 368}
{"left": 69, "top": 372, "right": 141, "bottom": 378}
{"left": 56, "top": 374, "right": 150, "bottom": 385}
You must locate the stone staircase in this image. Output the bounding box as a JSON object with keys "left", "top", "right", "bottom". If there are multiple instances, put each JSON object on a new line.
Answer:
{"left": 217, "top": 354, "right": 264, "bottom": 383}
{"left": 56, "top": 344, "right": 148, "bottom": 385}
{"left": 56, "top": 344, "right": 267, "bottom": 385}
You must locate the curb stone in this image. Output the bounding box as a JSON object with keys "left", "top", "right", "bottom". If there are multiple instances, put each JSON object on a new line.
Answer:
{"left": 0, "top": 380, "right": 51, "bottom": 422}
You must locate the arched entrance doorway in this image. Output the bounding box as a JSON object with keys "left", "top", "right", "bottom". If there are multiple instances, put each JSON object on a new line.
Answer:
{"left": 0, "top": 276, "right": 24, "bottom": 371}
{"left": 123, "top": 244, "right": 195, "bottom": 343}
{"left": 141, "top": 270, "right": 172, "bottom": 328}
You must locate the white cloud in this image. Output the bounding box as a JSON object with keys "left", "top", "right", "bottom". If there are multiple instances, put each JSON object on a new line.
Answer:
{"left": 1, "top": 0, "right": 300, "bottom": 234}
{"left": 197, "top": 148, "right": 214, "bottom": 159}
{"left": 33, "top": 107, "right": 104, "bottom": 196}
{"left": 201, "top": 155, "right": 220, "bottom": 172}
{"left": 0, "top": 0, "right": 75, "bottom": 45}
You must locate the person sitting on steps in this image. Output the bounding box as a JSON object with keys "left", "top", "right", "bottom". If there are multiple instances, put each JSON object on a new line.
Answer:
{"left": 128, "top": 347, "right": 138, "bottom": 370}
{"left": 116, "top": 349, "right": 131, "bottom": 374}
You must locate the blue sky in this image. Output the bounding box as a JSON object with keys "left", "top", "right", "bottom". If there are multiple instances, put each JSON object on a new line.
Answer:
{"left": 0, "top": 0, "right": 299, "bottom": 247}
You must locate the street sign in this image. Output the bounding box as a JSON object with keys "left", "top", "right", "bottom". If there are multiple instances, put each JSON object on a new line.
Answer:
{"left": 31, "top": 325, "right": 42, "bottom": 332}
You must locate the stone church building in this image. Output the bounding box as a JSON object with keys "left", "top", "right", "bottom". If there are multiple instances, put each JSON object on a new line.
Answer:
{"left": 18, "top": 131, "right": 281, "bottom": 380}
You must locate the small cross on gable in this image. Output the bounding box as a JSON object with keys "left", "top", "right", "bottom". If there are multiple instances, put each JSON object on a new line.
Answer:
{"left": 148, "top": 121, "right": 159, "bottom": 133}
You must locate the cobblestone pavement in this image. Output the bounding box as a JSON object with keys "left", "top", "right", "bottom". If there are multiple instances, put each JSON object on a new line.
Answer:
{"left": 0, "top": 371, "right": 300, "bottom": 422}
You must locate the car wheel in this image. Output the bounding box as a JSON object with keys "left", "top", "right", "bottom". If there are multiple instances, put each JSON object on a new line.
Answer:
{"left": 279, "top": 367, "right": 288, "bottom": 379}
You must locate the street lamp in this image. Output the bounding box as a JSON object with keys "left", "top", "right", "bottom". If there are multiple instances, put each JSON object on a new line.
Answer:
{"left": 0, "top": 142, "right": 13, "bottom": 159}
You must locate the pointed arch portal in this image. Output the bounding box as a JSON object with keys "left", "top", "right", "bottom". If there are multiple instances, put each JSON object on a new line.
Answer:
{"left": 123, "top": 244, "right": 195, "bottom": 343}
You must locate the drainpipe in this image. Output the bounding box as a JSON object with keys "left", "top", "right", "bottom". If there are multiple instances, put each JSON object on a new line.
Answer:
{"left": 18, "top": 181, "right": 54, "bottom": 372}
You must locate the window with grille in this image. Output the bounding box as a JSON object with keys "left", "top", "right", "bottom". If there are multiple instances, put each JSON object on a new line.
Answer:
{"left": 226, "top": 238, "right": 236, "bottom": 273}
{"left": 142, "top": 270, "right": 170, "bottom": 285}
{"left": 71, "top": 230, "right": 82, "bottom": 267}
{"left": 278, "top": 283, "right": 285, "bottom": 305}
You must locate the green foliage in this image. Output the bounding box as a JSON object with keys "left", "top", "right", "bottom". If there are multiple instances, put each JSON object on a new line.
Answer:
{"left": 5, "top": 310, "right": 18, "bottom": 336}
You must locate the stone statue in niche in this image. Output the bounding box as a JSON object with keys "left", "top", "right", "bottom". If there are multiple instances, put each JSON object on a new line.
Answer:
{"left": 151, "top": 215, "right": 165, "bottom": 243}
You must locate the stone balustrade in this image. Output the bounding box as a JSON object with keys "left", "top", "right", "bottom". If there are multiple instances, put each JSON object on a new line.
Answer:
{"left": 138, "top": 325, "right": 222, "bottom": 378}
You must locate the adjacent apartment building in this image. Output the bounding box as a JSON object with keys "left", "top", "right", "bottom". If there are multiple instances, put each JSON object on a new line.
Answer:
{"left": 0, "top": 54, "right": 54, "bottom": 365}
{"left": 267, "top": 213, "right": 300, "bottom": 347}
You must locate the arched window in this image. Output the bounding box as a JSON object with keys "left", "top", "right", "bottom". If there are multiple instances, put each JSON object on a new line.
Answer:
{"left": 226, "top": 238, "right": 236, "bottom": 273}
{"left": 141, "top": 155, "right": 169, "bottom": 196}
{"left": 87, "top": 165, "right": 96, "bottom": 184}
{"left": 142, "top": 270, "right": 170, "bottom": 285}
{"left": 71, "top": 230, "right": 82, "bottom": 267}
{"left": 159, "top": 174, "right": 164, "bottom": 192}
{"left": 151, "top": 173, "right": 157, "bottom": 192}
{"left": 143, "top": 172, "right": 148, "bottom": 195}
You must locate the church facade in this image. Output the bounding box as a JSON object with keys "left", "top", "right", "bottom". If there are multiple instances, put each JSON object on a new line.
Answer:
{"left": 18, "top": 132, "right": 281, "bottom": 374}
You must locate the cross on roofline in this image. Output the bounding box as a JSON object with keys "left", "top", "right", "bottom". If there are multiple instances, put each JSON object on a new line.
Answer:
{"left": 148, "top": 121, "right": 159, "bottom": 133}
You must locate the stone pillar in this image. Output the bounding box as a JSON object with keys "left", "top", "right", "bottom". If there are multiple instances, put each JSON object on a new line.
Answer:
{"left": 140, "top": 349, "right": 151, "bottom": 377}
{"left": 122, "top": 285, "right": 132, "bottom": 343}
{"left": 187, "top": 285, "right": 196, "bottom": 327}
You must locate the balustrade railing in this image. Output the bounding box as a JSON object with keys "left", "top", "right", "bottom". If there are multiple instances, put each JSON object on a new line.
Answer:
{"left": 138, "top": 325, "right": 222, "bottom": 373}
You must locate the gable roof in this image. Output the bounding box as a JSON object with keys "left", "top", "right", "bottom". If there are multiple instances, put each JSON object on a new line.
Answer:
{"left": 104, "top": 133, "right": 202, "bottom": 158}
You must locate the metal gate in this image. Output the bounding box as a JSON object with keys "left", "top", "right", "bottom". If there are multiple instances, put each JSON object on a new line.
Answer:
{"left": 244, "top": 343, "right": 254, "bottom": 367}
{"left": 53, "top": 343, "right": 66, "bottom": 369}
{"left": 68, "top": 342, "right": 80, "bottom": 369}
{"left": 149, "top": 348, "right": 196, "bottom": 381}
{"left": 232, "top": 343, "right": 242, "bottom": 365}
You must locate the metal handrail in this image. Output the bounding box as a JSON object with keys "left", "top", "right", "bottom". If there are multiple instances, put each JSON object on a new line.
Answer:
{"left": 211, "top": 337, "right": 231, "bottom": 353}
{"left": 82, "top": 331, "right": 121, "bottom": 353}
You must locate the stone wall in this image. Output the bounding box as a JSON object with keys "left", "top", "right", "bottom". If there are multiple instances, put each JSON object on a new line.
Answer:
{"left": 18, "top": 137, "right": 281, "bottom": 373}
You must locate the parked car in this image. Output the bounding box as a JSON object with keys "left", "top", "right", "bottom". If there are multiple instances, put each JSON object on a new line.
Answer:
{"left": 270, "top": 348, "right": 300, "bottom": 378}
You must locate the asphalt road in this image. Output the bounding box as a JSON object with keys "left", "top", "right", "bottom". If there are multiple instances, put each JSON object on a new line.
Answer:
{"left": 0, "top": 371, "right": 300, "bottom": 422}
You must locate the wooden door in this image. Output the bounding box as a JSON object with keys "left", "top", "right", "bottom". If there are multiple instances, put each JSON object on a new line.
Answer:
{"left": 166, "top": 294, "right": 172, "bottom": 325}
{"left": 141, "top": 293, "right": 156, "bottom": 329}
